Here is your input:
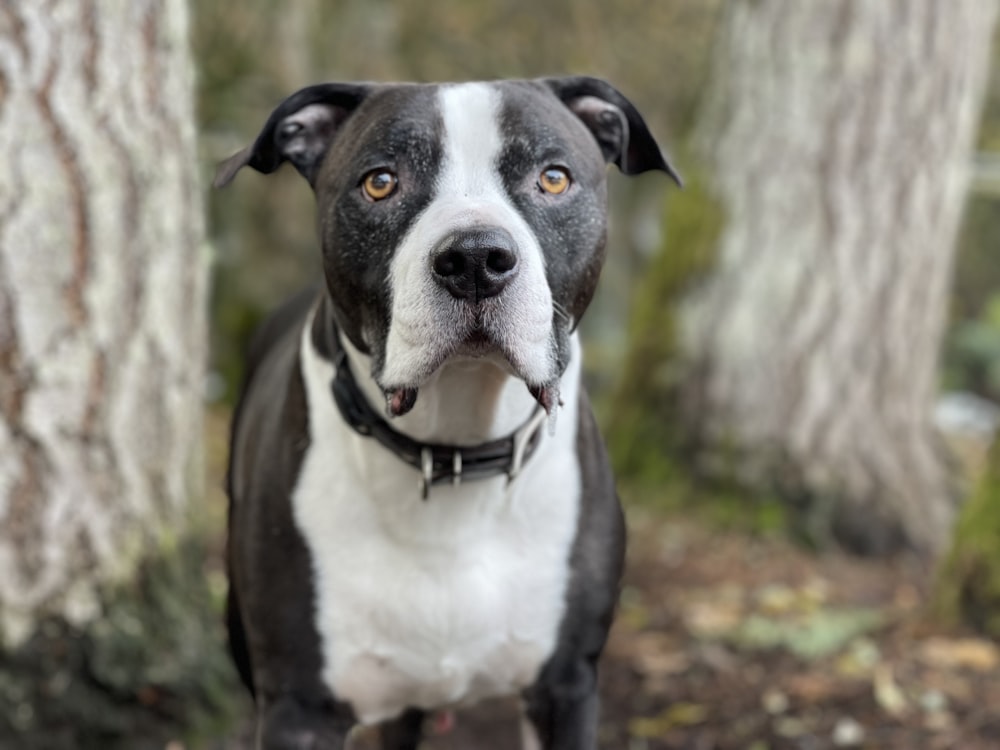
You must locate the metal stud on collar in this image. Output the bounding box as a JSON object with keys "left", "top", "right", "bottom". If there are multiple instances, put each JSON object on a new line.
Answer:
{"left": 420, "top": 450, "right": 464, "bottom": 498}
{"left": 420, "top": 447, "right": 433, "bottom": 500}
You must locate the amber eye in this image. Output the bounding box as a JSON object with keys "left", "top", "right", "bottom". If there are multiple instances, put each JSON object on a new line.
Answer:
{"left": 538, "top": 167, "right": 571, "bottom": 195}
{"left": 362, "top": 170, "right": 398, "bottom": 201}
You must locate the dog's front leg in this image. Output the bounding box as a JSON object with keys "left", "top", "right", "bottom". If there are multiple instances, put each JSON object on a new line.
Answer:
{"left": 522, "top": 657, "right": 600, "bottom": 750}
{"left": 377, "top": 708, "right": 425, "bottom": 750}
{"left": 256, "top": 695, "right": 354, "bottom": 750}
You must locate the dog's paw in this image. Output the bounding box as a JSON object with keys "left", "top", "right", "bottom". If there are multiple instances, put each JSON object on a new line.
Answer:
{"left": 258, "top": 698, "right": 349, "bottom": 750}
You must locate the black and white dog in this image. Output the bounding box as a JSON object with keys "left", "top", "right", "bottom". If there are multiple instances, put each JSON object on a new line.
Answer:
{"left": 217, "top": 77, "right": 677, "bottom": 749}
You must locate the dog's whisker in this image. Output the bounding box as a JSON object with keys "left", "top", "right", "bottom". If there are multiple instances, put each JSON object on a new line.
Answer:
{"left": 552, "top": 301, "right": 573, "bottom": 328}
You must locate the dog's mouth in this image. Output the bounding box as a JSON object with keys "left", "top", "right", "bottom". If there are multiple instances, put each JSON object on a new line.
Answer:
{"left": 381, "top": 324, "right": 559, "bottom": 418}
{"left": 385, "top": 380, "right": 560, "bottom": 418}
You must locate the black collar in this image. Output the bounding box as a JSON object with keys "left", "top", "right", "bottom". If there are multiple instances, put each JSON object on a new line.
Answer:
{"left": 326, "top": 324, "right": 548, "bottom": 499}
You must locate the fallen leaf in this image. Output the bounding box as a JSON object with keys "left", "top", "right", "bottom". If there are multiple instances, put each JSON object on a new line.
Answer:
{"left": 786, "top": 673, "right": 841, "bottom": 703}
{"left": 756, "top": 584, "right": 799, "bottom": 615}
{"left": 774, "top": 716, "right": 809, "bottom": 738}
{"left": 633, "top": 648, "right": 691, "bottom": 678}
{"left": 618, "top": 587, "right": 652, "bottom": 631}
{"left": 873, "top": 664, "right": 909, "bottom": 718}
{"left": 628, "top": 702, "right": 709, "bottom": 737}
{"left": 834, "top": 637, "right": 882, "bottom": 678}
{"left": 683, "top": 589, "right": 745, "bottom": 637}
{"left": 923, "top": 709, "right": 956, "bottom": 732}
{"left": 729, "top": 608, "right": 883, "bottom": 660}
{"left": 918, "top": 637, "right": 1000, "bottom": 672}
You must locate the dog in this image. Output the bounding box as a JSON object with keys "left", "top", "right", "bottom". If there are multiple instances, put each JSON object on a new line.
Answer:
{"left": 216, "top": 76, "right": 678, "bottom": 749}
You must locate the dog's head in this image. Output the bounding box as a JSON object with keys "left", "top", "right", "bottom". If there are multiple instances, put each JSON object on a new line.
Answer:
{"left": 217, "top": 78, "right": 678, "bottom": 415}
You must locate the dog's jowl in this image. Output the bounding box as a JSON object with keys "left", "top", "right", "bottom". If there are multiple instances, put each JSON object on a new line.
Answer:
{"left": 218, "top": 77, "right": 677, "bottom": 749}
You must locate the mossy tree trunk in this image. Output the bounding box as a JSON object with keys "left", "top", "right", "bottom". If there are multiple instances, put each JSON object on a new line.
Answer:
{"left": 0, "top": 3, "right": 235, "bottom": 748}
{"left": 667, "top": 0, "right": 997, "bottom": 556}
{"left": 934, "top": 436, "right": 1000, "bottom": 636}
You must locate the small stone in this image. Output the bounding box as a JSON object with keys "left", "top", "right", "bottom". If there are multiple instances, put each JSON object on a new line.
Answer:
{"left": 832, "top": 717, "right": 865, "bottom": 747}
{"left": 919, "top": 689, "right": 948, "bottom": 713}
{"left": 762, "top": 688, "right": 790, "bottom": 714}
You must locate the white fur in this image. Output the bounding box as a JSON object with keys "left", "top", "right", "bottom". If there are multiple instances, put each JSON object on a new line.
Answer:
{"left": 292, "top": 313, "right": 582, "bottom": 725}
{"left": 382, "top": 83, "right": 555, "bottom": 391}
{"left": 521, "top": 714, "right": 544, "bottom": 750}
{"left": 344, "top": 335, "right": 538, "bottom": 444}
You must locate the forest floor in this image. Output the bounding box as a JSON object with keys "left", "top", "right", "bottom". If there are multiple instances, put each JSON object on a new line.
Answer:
{"left": 592, "top": 509, "right": 1000, "bottom": 750}
{"left": 203, "top": 410, "right": 1000, "bottom": 750}
{"left": 212, "top": 509, "right": 1000, "bottom": 750}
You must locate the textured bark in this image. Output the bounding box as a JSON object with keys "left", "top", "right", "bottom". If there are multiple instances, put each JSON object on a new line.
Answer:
{"left": 682, "top": 1, "right": 999, "bottom": 555}
{"left": 0, "top": 0, "right": 206, "bottom": 645}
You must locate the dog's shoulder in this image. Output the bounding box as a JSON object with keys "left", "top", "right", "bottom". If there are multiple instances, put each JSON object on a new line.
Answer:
{"left": 241, "top": 285, "right": 321, "bottom": 389}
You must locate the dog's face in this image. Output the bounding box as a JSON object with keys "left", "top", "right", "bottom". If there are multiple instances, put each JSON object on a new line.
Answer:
{"left": 216, "top": 78, "right": 677, "bottom": 415}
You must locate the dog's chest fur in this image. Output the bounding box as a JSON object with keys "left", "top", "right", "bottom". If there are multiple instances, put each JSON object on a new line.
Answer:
{"left": 291, "top": 316, "right": 584, "bottom": 725}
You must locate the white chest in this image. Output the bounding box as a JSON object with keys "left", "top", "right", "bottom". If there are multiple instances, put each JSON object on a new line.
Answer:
{"left": 290, "top": 326, "right": 583, "bottom": 725}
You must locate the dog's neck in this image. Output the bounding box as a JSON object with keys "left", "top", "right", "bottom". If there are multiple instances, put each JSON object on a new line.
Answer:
{"left": 315, "top": 298, "right": 539, "bottom": 446}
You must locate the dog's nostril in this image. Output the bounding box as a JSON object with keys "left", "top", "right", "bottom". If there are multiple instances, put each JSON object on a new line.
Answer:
{"left": 487, "top": 248, "right": 516, "bottom": 274}
{"left": 433, "top": 250, "right": 466, "bottom": 278}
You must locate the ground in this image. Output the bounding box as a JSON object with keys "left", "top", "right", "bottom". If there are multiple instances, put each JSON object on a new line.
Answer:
{"left": 209, "top": 506, "right": 1000, "bottom": 750}
{"left": 594, "top": 509, "right": 1000, "bottom": 750}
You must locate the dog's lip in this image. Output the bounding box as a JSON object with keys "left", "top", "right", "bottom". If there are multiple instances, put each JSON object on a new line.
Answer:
{"left": 386, "top": 386, "right": 418, "bottom": 417}
{"left": 380, "top": 308, "right": 558, "bottom": 415}
{"left": 380, "top": 333, "right": 539, "bottom": 417}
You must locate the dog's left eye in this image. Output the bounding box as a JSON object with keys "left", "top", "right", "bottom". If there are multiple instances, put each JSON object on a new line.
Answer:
{"left": 538, "top": 167, "right": 571, "bottom": 195}
{"left": 362, "top": 170, "right": 398, "bottom": 201}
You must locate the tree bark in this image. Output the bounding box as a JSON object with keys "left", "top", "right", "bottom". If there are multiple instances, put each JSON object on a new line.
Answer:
{"left": 0, "top": 0, "right": 206, "bottom": 643}
{"left": 0, "top": 5, "right": 236, "bottom": 748}
{"left": 679, "top": 1, "right": 998, "bottom": 555}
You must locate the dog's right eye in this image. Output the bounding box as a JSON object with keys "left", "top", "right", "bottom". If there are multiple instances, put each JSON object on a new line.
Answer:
{"left": 362, "top": 170, "right": 398, "bottom": 201}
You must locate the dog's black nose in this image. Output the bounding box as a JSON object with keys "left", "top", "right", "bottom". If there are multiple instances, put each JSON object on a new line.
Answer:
{"left": 430, "top": 228, "right": 519, "bottom": 302}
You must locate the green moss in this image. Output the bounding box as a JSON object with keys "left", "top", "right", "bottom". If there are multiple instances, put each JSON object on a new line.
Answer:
{"left": 933, "top": 438, "right": 1000, "bottom": 636}
{"left": 0, "top": 528, "right": 244, "bottom": 750}
{"left": 605, "top": 160, "right": 723, "bottom": 483}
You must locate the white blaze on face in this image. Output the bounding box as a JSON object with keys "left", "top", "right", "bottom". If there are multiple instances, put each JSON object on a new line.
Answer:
{"left": 381, "top": 83, "right": 555, "bottom": 390}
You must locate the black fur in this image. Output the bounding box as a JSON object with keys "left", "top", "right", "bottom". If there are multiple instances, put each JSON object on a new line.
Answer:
{"left": 219, "top": 77, "right": 675, "bottom": 749}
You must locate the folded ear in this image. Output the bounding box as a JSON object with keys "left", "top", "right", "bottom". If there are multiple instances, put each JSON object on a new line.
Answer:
{"left": 542, "top": 76, "right": 681, "bottom": 185}
{"left": 213, "top": 83, "right": 371, "bottom": 188}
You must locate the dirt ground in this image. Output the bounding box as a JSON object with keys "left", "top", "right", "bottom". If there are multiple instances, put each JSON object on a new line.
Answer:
{"left": 592, "top": 510, "right": 1000, "bottom": 750}
{"left": 214, "top": 506, "right": 1000, "bottom": 750}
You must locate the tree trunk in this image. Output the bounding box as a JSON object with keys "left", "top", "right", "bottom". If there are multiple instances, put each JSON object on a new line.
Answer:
{"left": 0, "top": 0, "right": 206, "bottom": 642}
{"left": 678, "top": 1, "right": 998, "bottom": 555}
{"left": 0, "top": 4, "right": 235, "bottom": 748}
{"left": 934, "top": 435, "right": 1000, "bottom": 637}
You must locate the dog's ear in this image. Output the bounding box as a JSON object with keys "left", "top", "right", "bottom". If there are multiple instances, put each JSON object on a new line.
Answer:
{"left": 542, "top": 76, "right": 681, "bottom": 185}
{"left": 213, "top": 83, "right": 371, "bottom": 188}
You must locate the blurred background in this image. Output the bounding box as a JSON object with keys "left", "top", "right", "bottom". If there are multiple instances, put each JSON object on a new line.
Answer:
{"left": 1, "top": 1, "right": 999, "bottom": 748}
